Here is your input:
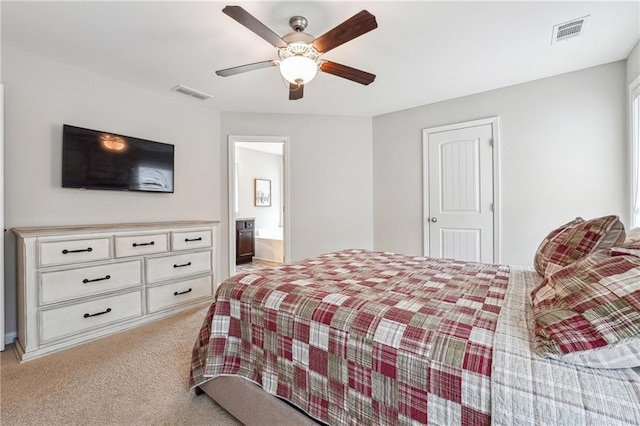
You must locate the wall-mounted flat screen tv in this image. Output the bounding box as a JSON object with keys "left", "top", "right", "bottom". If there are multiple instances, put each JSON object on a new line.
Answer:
{"left": 62, "top": 124, "right": 174, "bottom": 193}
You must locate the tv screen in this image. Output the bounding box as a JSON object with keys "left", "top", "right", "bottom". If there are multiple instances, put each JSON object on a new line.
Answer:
{"left": 62, "top": 125, "right": 174, "bottom": 193}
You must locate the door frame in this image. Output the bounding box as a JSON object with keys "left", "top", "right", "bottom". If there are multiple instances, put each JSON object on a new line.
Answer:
{"left": 0, "top": 84, "right": 4, "bottom": 350}
{"left": 228, "top": 135, "right": 291, "bottom": 277}
{"left": 422, "top": 116, "right": 501, "bottom": 263}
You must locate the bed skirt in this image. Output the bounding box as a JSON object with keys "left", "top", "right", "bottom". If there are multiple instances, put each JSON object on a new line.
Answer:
{"left": 198, "top": 376, "right": 320, "bottom": 425}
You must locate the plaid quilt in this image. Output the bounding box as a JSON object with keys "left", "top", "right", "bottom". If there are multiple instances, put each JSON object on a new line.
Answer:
{"left": 190, "top": 249, "right": 510, "bottom": 425}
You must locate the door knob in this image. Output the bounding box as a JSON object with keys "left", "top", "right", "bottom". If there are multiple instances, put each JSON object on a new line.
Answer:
{"left": 430, "top": 217, "right": 438, "bottom": 223}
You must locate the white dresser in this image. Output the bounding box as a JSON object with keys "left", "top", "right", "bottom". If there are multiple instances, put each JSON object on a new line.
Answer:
{"left": 12, "top": 221, "right": 219, "bottom": 361}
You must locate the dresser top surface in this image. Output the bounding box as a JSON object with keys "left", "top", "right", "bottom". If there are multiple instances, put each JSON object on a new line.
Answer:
{"left": 12, "top": 220, "right": 220, "bottom": 237}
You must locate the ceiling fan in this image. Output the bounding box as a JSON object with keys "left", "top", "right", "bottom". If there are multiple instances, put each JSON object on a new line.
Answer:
{"left": 215, "top": 6, "right": 378, "bottom": 100}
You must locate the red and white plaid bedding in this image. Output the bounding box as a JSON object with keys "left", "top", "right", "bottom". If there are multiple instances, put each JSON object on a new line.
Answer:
{"left": 191, "top": 249, "right": 510, "bottom": 424}
{"left": 190, "top": 249, "right": 640, "bottom": 425}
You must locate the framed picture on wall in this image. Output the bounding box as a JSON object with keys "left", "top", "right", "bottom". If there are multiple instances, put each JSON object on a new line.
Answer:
{"left": 254, "top": 178, "right": 271, "bottom": 207}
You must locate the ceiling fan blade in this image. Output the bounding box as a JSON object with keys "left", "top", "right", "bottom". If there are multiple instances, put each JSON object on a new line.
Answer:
{"left": 289, "top": 83, "right": 304, "bottom": 100}
{"left": 216, "top": 60, "right": 277, "bottom": 77}
{"left": 312, "top": 10, "right": 377, "bottom": 53}
{"left": 320, "top": 61, "right": 376, "bottom": 85}
{"left": 222, "top": 6, "right": 288, "bottom": 49}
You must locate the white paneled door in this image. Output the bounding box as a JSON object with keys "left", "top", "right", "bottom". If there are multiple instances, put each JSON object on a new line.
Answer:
{"left": 423, "top": 118, "right": 498, "bottom": 263}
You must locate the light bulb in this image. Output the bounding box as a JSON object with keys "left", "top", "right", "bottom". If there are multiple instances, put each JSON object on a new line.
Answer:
{"left": 279, "top": 55, "right": 318, "bottom": 85}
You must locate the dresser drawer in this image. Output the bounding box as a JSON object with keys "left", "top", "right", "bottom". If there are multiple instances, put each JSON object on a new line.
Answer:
{"left": 236, "top": 220, "right": 254, "bottom": 230}
{"left": 40, "top": 290, "right": 143, "bottom": 343}
{"left": 147, "top": 275, "right": 212, "bottom": 313}
{"left": 146, "top": 250, "right": 212, "bottom": 283}
{"left": 39, "top": 237, "right": 111, "bottom": 267}
{"left": 115, "top": 233, "right": 168, "bottom": 257}
{"left": 171, "top": 229, "right": 212, "bottom": 251}
{"left": 39, "top": 260, "right": 142, "bottom": 305}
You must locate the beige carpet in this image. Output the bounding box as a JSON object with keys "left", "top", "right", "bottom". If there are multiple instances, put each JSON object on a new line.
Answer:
{"left": 0, "top": 306, "right": 241, "bottom": 425}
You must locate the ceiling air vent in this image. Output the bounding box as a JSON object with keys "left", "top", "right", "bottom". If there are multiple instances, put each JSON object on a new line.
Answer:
{"left": 552, "top": 15, "right": 589, "bottom": 44}
{"left": 171, "top": 84, "right": 212, "bottom": 100}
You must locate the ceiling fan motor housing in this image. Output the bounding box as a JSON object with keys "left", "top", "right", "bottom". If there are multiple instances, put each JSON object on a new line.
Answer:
{"left": 278, "top": 40, "right": 320, "bottom": 60}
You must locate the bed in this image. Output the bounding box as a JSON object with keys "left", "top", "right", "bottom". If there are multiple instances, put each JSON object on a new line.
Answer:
{"left": 189, "top": 246, "right": 640, "bottom": 425}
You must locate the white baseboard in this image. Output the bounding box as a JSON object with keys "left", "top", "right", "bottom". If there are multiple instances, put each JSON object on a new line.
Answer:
{"left": 4, "top": 331, "right": 16, "bottom": 346}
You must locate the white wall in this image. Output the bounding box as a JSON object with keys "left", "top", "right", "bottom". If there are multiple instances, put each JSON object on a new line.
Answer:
{"left": 221, "top": 112, "right": 374, "bottom": 279}
{"left": 2, "top": 46, "right": 222, "bottom": 337}
{"left": 627, "top": 40, "right": 640, "bottom": 86}
{"left": 373, "top": 61, "right": 627, "bottom": 267}
{"left": 235, "top": 147, "right": 282, "bottom": 230}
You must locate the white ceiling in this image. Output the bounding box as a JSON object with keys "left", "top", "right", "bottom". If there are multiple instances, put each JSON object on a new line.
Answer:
{"left": 2, "top": 1, "right": 638, "bottom": 117}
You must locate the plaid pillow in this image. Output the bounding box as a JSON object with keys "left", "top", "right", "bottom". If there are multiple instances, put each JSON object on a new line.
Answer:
{"left": 533, "top": 215, "right": 625, "bottom": 277}
{"left": 611, "top": 246, "right": 640, "bottom": 257}
{"left": 531, "top": 252, "right": 640, "bottom": 368}
{"left": 610, "top": 236, "right": 640, "bottom": 257}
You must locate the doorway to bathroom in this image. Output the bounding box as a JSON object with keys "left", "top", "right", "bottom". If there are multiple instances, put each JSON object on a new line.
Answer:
{"left": 228, "top": 135, "right": 290, "bottom": 276}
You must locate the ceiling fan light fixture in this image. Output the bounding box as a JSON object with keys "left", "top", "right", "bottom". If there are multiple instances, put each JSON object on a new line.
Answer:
{"left": 279, "top": 55, "right": 318, "bottom": 85}
{"left": 216, "top": 7, "right": 378, "bottom": 100}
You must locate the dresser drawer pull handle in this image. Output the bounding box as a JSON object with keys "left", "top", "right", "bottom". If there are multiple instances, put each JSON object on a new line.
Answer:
{"left": 185, "top": 237, "right": 202, "bottom": 242}
{"left": 83, "top": 275, "right": 111, "bottom": 284}
{"left": 62, "top": 247, "right": 93, "bottom": 254}
{"left": 173, "top": 262, "right": 192, "bottom": 268}
{"left": 83, "top": 308, "right": 112, "bottom": 318}
{"left": 174, "top": 288, "right": 192, "bottom": 296}
{"left": 132, "top": 241, "right": 155, "bottom": 247}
